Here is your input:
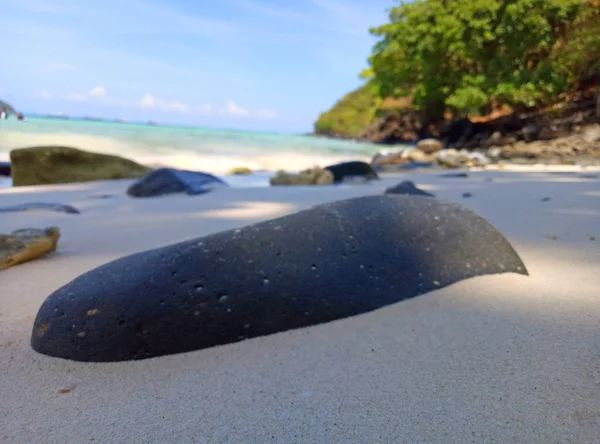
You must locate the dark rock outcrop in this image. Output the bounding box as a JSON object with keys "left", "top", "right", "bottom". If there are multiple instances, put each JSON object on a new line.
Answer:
{"left": 324, "top": 161, "right": 379, "bottom": 183}
{"left": 385, "top": 181, "right": 434, "bottom": 197}
{"left": 0, "top": 162, "right": 10, "bottom": 177}
{"left": 0, "top": 203, "right": 80, "bottom": 214}
{"left": 31, "top": 195, "right": 528, "bottom": 362}
{"left": 10, "top": 146, "right": 151, "bottom": 186}
{"left": 127, "top": 168, "right": 228, "bottom": 197}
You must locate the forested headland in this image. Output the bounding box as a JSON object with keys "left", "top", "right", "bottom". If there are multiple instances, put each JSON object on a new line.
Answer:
{"left": 314, "top": 0, "right": 600, "bottom": 147}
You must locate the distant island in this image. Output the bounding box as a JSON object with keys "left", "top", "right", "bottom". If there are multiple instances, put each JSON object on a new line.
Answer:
{"left": 314, "top": 0, "right": 600, "bottom": 149}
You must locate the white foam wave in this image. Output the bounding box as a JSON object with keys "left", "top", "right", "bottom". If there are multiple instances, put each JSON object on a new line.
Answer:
{"left": 0, "top": 131, "right": 372, "bottom": 175}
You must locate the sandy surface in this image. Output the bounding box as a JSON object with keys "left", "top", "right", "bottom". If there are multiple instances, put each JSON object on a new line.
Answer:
{"left": 1, "top": 169, "right": 599, "bottom": 443}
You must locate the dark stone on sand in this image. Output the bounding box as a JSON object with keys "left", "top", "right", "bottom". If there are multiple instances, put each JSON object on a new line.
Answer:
{"left": 462, "top": 192, "right": 473, "bottom": 198}
{"left": 400, "top": 161, "right": 434, "bottom": 170}
{"left": 371, "top": 161, "right": 434, "bottom": 173}
{"left": 324, "top": 161, "right": 379, "bottom": 183}
{"left": 0, "top": 202, "right": 80, "bottom": 214}
{"left": 580, "top": 174, "right": 598, "bottom": 179}
{"left": 127, "top": 168, "right": 228, "bottom": 197}
{"left": 31, "top": 195, "right": 528, "bottom": 362}
{"left": 0, "top": 162, "right": 10, "bottom": 177}
{"left": 385, "top": 181, "right": 434, "bottom": 197}
{"left": 440, "top": 172, "right": 469, "bottom": 178}
{"left": 541, "top": 197, "right": 551, "bottom": 202}
{"left": 88, "top": 194, "right": 118, "bottom": 199}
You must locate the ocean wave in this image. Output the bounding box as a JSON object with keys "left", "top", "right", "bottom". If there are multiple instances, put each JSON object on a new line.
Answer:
{"left": 0, "top": 126, "right": 385, "bottom": 175}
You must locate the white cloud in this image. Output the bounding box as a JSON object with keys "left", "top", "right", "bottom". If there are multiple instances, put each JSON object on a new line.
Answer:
{"left": 214, "top": 101, "right": 276, "bottom": 119}
{"left": 140, "top": 94, "right": 155, "bottom": 108}
{"left": 35, "top": 90, "right": 55, "bottom": 99}
{"left": 88, "top": 86, "right": 107, "bottom": 97}
{"left": 140, "top": 93, "right": 188, "bottom": 113}
{"left": 222, "top": 100, "right": 249, "bottom": 116}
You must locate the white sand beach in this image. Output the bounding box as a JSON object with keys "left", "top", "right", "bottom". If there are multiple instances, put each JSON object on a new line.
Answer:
{"left": 1, "top": 169, "right": 599, "bottom": 443}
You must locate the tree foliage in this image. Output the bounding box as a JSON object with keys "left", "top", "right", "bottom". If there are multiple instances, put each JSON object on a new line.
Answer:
{"left": 314, "top": 83, "right": 382, "bottom": 137}
{"left": 368, "top": 0, "right": 596, "bottom": 118}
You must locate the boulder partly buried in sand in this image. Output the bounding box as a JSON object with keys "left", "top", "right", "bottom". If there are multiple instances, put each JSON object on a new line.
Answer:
{"left": 1, "top": 227, "right": 60, "bottom": 271}
{"left": 324, "top": 161, "right": 379, "bottom": 183}
{"left": 31, "top": 196, "right": 527, "bottom": 362}
{"left": 0, "top": 161, "right": 10, "bottom": 177}
{"left": 228, "top": 167, "right": 253, "bottom": 175}
{"left": 127, "top": 168, "right": 228, "bottom": 197}
{"left": 385, "top": 181, "right": 434, "bottom": 197}
{"left": 270, "top": 168, "right": 334, "bottom": 186}
{"left": 10, "top": 146, "right": 151, "bottom": 186}
{"left": 0, "top": 202, "right": 80, "bottom": 214}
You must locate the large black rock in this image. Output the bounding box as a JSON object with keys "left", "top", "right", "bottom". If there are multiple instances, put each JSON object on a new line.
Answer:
{"left": 0, "top": 161, "right": 10, "bottom": 177}
{"left": 31, "top": 196, "right": 527, "bottom": 362}
{"left": 324, "top": 161, "right": 379, "bottom": 183}
{"left": 127, "top": 168, "right": 227, "bottom": 197}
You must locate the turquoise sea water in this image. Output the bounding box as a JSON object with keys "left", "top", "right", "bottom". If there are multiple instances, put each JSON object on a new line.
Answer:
{"left": 0, "top": 117, "right": 391, "bottom": 176}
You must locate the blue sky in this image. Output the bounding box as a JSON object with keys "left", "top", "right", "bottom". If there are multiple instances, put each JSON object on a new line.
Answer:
{"left": 0, "top": 0, "right": 393, "bottom": 132}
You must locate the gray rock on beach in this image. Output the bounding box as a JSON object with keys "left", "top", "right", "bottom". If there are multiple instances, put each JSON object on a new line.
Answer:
{"left": 417, "top": 138, "right": 443, "bottom": 154}
{"left": 0, "top": 202, "right": 80, "bottom": 214}
{"left": 0, "top": 161, "right": 10, "bottom": 177}
{"left": 31, "top": 195, "right": 528, "bottom": 362}
{"left": 127, "top": 168, "right": 228, "bottom": 197}
{"left": 324, "top": 161, "right": 379, "bottom": 183}
{"left": 385, "top": 181, "right": 434, "bottom": 197}
{"left": 270, "top": 168, "right": 334, "bottom": 186}
{"left": 10, "top": 146, "right": 151, "bottom": 186}
{"left": 1, "top": 227, "right": 60, "bottom": 271}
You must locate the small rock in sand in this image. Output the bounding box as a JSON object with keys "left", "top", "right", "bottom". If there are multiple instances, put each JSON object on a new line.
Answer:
{"left": 417, "top": 138, "right": 443, "bottom": 154}
{"left": 541, "top": 197, "right": 552, "bottom": 202}
{"left": 385, "top": 181, "right": 434, "bottom": 197}
{"left": 440, "top": 172, "right": 469, "bottom": 178}
{"left": 0, "top": 227, "right": 60, "bottom": 271}
{"left": 228, "top": 167, "right": 253, "bottom": 175}
{"left": 0, "top": 202, "right": 80, "bottom": 214}
{"left": 88, "top": 194, "right": 117, "bottom": 199}
{"left": 462, "top": 192, "right": 473, "bottom": 198}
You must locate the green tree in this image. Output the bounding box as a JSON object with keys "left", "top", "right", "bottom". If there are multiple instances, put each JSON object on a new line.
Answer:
{"left": 553, "top": 0, "right": 600, "bottom": 87}
{"left": 368, "top": 0, "right": 587, "bottom": 118}
{"left": 314, "top": 83, "right": 382, "bottom": 137}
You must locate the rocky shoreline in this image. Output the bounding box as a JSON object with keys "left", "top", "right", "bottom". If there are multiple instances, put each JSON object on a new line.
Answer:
{"left": 370, "top": 124, "right": 600, "bottom": 172}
